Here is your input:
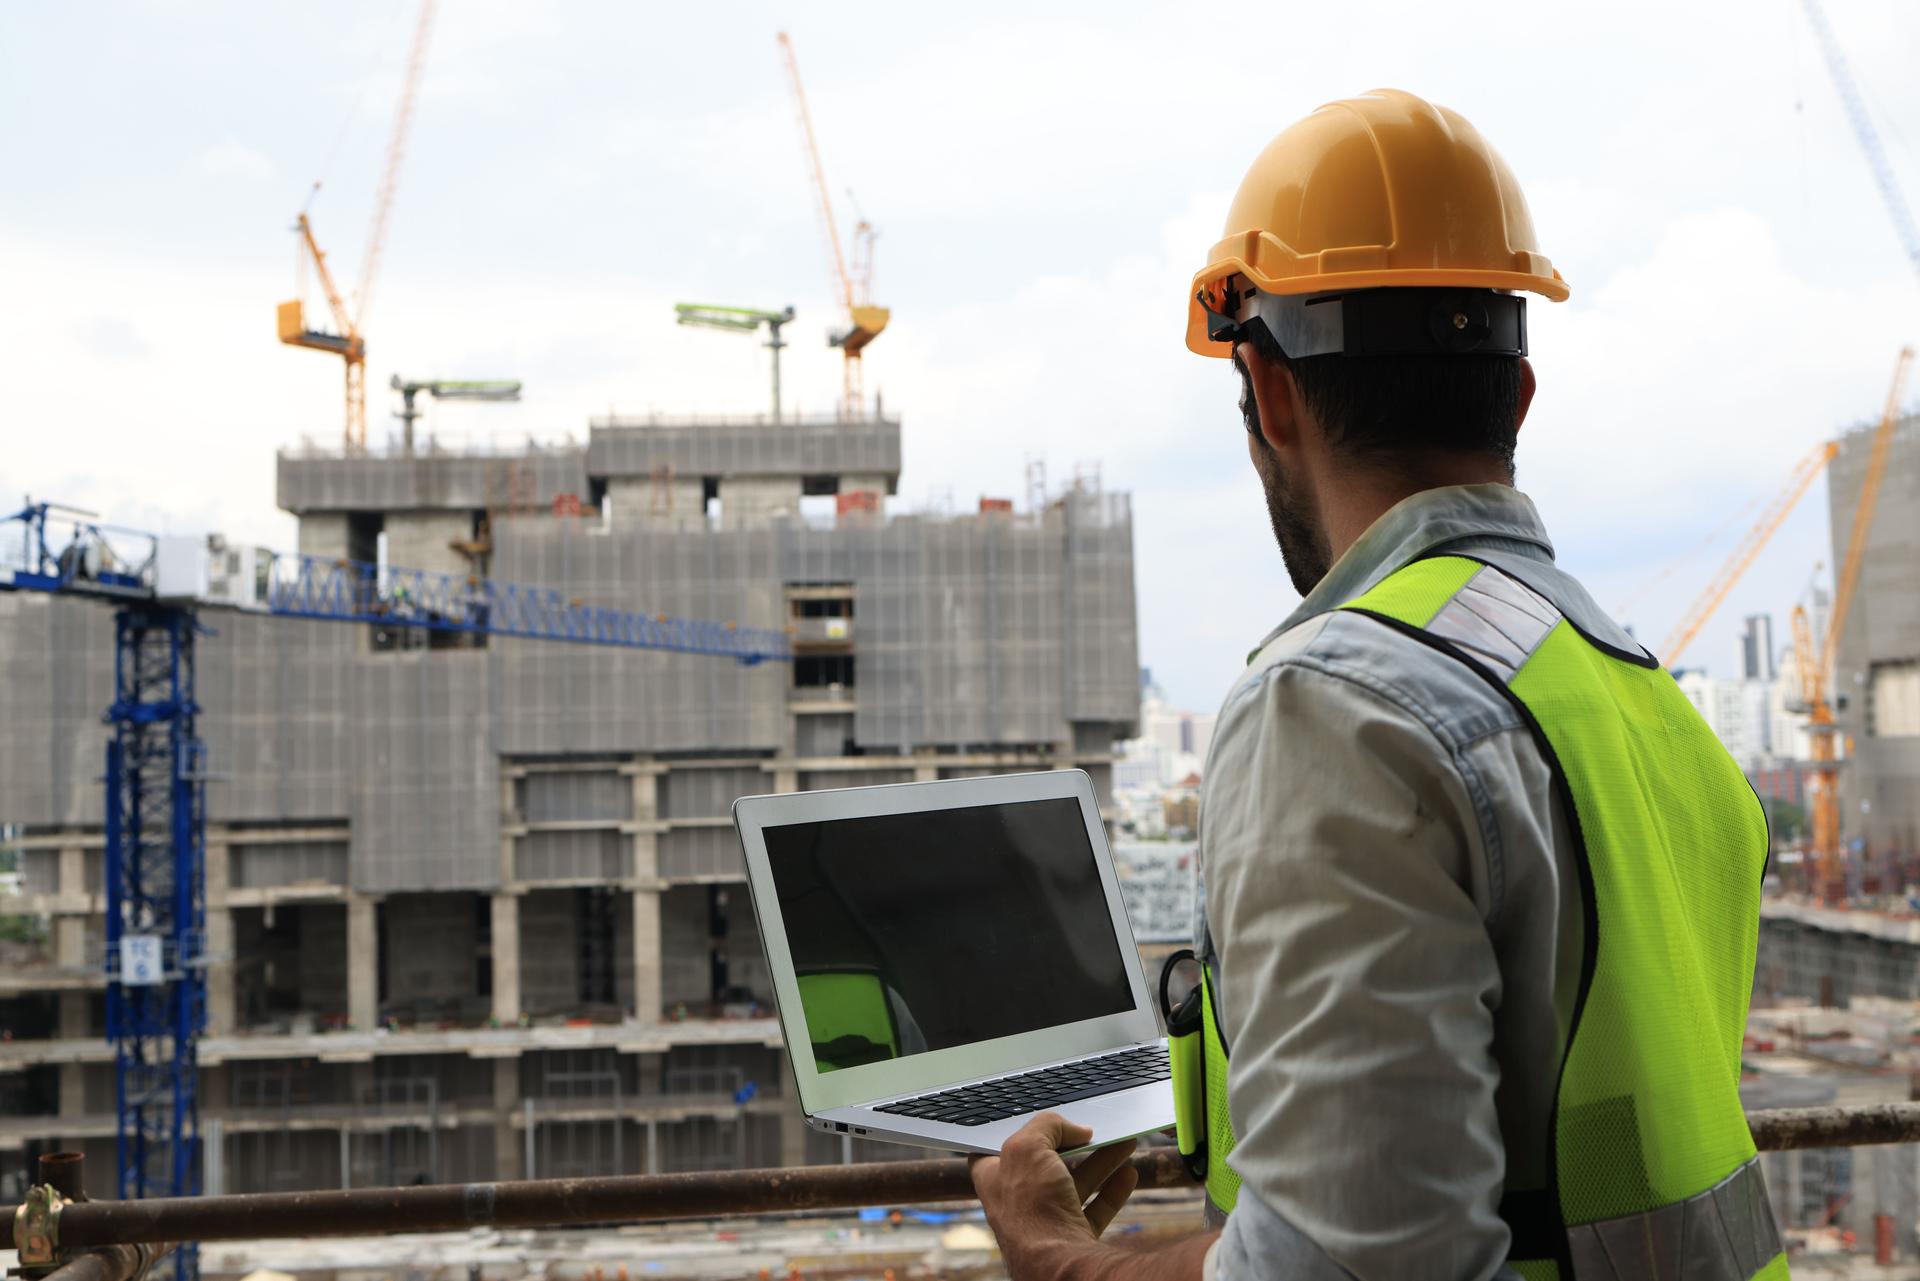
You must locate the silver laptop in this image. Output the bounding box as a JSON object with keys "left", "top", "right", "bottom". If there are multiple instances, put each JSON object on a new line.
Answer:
{"left": 732, "top": 769, "right": 1173, "bottom": 1154}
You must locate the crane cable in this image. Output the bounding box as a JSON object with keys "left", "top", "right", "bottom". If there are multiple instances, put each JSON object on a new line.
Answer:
{"left": 1613, "top": 490, "right": 1767, "bottom": 620}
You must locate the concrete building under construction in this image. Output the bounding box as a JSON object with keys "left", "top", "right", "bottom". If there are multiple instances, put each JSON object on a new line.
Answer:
{"left": 1830, "top": 410, "right": 1920, "bottom": 886}
{"left": 0, "top": 410, "right": 1140, "bottom": 1196}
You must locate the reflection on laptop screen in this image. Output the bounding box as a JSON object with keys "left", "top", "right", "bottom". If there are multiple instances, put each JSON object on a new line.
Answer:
{"left": 764, "top": 796, "right": 1134, "bottom": 1074}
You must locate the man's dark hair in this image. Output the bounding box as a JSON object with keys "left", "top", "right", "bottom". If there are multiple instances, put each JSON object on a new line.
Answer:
{"left": 1239, "top": 315, "right": 1523, "bottom": 479}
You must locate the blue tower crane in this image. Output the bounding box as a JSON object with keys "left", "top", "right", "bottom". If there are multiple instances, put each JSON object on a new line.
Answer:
{"left": 1, "top": 500, "right": 790, "bottom": 1279}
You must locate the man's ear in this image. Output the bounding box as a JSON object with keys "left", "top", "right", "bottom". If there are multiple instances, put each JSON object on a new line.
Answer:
{"left": 1242, "top": 343, "right": 1301, "bottom": 453}
{"left": 1516, "top": 357, "right": 1537, "bottom": 433}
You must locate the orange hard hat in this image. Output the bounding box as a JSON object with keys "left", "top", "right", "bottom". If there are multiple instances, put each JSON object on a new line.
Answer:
{"left": 1186, "top": 88, "right": 1568, "bottom": 358}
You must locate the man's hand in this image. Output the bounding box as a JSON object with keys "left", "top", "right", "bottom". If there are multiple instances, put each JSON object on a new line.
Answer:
{"left": 969, "top": 1114, "right": 1139, "bottom": 1280}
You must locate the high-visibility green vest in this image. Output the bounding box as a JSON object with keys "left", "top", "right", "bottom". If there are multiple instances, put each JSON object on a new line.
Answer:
{"left": 1167, "top": 556, "right": 1787, "bottom": 1280}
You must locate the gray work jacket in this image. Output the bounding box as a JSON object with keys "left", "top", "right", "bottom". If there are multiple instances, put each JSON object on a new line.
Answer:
{"left": 1199, "top": 484, "right": 1647, "bottom": 1281}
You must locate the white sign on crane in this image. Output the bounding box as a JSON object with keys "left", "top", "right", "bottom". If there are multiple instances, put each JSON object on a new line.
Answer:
{"left": 120, "top": 935, "right": 164, "bottom": 987}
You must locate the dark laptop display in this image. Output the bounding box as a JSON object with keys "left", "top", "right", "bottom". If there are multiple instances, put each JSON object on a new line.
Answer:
{"left": 764, "top": 796, "right": 1134, "bottom": 1073}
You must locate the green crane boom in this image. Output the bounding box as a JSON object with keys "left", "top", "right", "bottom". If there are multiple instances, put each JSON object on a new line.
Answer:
{"left": 390, "top": 375, "right": 522, "bottom": 452}
{"left": 675, "top": 303, "right": 795, "bottom": 422}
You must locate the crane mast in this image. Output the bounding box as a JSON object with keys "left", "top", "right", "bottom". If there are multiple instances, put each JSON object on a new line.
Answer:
{"left": 275, "top": 0, "right": 436, "bottom": 451}
{"left": 2, "top": 499, "right": 790, "bottom": 1281}
{"left": 1792, "top": 346, "right": 1913, "bottom": 901}
{"left": 777, "top": 32, "right": 889, "bottom": 419}
{"left": 1799, "top": 0, "right": 1920, "bottom": 282}
{"left": 357, "top": 0, "right": 435, "bottom": 331}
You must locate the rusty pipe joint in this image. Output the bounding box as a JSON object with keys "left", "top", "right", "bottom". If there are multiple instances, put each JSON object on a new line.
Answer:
{"left": 13, "top": 1183, "right": 71, "bottom": 1276}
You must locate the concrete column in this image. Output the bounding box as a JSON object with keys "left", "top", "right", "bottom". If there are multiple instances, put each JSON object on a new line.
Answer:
{"left": 631, "top": 768, "right": 660, "bottom": 887}
{"left": 631, "top": 767, "right": 658, "bottom": 824}
{"left": 58, "top": 845, "right": 87, "bottom": 900}
{"left": 347, "top": 894, "right": 379, "bottom": 1030}
{"left": 53, "top": 916, "right": 86, "bottom": 969}
{"left": 780, "top": 1059, "right": 810, "bottom": 1168}
{"left": 913, "top": 765, "right": 939, "bottom": 783}
{"left": 631, "top": 766, "right": 663, "bottom": 1027}
{"left": 500, "top": 771, "right": 518, "bottom": 885}
{"left": 204, "top": 842, "right": 235, "bottom": 1035}
{"left": 491, "top": 893, "right": 521, "bottom": 1025}
{"left": 492, "top": 1058, "right": 523, "bottom": 1181}
{"left": 632, "top": 891, "right": 661, "bottom": 1026}
{"left": 773, "top": 768, "right": 799, "bottom": 795}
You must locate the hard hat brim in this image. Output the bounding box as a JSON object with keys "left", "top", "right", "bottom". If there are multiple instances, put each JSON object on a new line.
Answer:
{"left": 1186, "top": 256, "right": 1568, "bottom": 358}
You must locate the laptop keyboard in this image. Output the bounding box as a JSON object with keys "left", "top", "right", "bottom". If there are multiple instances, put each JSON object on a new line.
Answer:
{"left": 873, "top": 1045, "right": 1170, "bottom": 1127}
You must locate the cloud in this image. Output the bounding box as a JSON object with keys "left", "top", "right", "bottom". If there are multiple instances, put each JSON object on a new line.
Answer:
{"left": 2, "top": 196, "right": 1905, "bottom": 716}
{"left": 72, "top": 317, "right": 150, "bottom": 361}
{"left": 196, "top": 140, "right": 274, "bottom": 181}
{"left": 9, "top": 0, "right": 1920, "bottom": 714}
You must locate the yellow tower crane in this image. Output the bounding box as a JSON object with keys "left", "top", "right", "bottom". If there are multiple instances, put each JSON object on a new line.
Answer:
{"left": 276, "top": 0, "right": 436, "bottom": 451}
{"left": 1790, "top": 345, "right": 1914, "bottom": 902}
{"left": 777, "top": 32, "right": 889, "bottom": 420}
{"left": 1657, "top": 439, "right": 1838, "bottom": 667}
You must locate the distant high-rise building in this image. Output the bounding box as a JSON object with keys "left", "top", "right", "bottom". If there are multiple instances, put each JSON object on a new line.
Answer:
{"left": 1739, "top": 613, "right": 1777, "bottom": 683}
{"left": 1677, "top": 668, "right": 1766, "bottom": 767}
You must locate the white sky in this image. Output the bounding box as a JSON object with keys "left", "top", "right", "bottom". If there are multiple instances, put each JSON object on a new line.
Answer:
{"left": 3, "top": 0, "right": 1918, "bottom": 711}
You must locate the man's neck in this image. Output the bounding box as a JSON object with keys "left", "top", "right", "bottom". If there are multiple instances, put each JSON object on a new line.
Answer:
{"left": 1318, "top": 462, "right": 1512, "bottom": 566}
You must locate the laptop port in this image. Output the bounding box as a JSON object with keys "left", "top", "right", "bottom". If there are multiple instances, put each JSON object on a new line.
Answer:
{"left": 854, "top": 1127, "right": 868, "bottom": 1135}
{"left": 834, "top": 1122, "right": 849, "bottom": 1133}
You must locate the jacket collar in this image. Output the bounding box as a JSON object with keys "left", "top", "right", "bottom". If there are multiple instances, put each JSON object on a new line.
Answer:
{"left": 1255, "top": 484, "right": 1556, "bottom": 658}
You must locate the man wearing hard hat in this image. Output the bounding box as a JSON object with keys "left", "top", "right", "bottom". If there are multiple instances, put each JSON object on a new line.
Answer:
{"left": 970, "top": 89, "right": 1785, "bottom": 1281}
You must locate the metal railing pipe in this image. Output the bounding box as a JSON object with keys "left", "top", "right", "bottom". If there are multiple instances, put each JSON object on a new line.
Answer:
{"left": 14, "top": 1105, "right": 1920, "bottom": 1251}
{"left": 43, "top": 1242, "right": 176, "bottom": 1281}
{"left": 23, "top": 1150, "right": 1190, "bottom": 1248}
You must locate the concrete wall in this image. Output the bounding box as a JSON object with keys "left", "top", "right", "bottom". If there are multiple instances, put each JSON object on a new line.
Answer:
{"left": 0, "top": 596, "right": 112, "bottom": 825}
{"left": 1755, "top": 915, "right": 1920, "bottom": 1007}
{"left": 350, "top": 652, "right": 499, "bottom": 892}
{"left": 720, "top": 476, "right": 801, "bottom": 526}
{"left": 385, "top": 510, "right": 474, "bottom": 577}
{"left": 297, "top": 512, "right": 351, "bottom": 559}
{"left": 278, "top": 448, "right": 588, "bottom": 515}
{"left": 605, "top": 477, "right": 707, "bottom": 529}
{"left": 586, "top": 418, "right": 901, "bottom": 485}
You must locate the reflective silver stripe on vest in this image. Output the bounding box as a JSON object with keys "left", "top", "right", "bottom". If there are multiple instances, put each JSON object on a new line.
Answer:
{"left": 1424, "top": 565, "right": 1562, "bottom": 683}
{"left": 1563, "top": 1157, "right": 1783, "bottom": 1281}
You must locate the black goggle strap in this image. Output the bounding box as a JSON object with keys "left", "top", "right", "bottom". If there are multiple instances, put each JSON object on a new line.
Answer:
{"left": 1199, "top": 282, "right": 1527, "bottom": 358}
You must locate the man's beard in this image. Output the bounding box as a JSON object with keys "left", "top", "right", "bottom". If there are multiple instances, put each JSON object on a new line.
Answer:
{"left": 1253, "top": 443, "right": 1332, "bottom": 597}
{"left": 1235, "top": 350, "right": 1333, "bottom": 597}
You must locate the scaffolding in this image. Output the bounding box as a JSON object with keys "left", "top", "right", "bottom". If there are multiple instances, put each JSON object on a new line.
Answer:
{"left": 0, "top": 415, "right": 1144, "bottom": 1200}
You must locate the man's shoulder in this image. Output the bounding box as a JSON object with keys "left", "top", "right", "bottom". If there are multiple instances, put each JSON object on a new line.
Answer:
{"left": 1217, "top": 606, "right": 1527, "bottom": 756}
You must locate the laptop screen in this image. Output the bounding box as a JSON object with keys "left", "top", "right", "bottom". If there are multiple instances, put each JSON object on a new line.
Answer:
{"left": 764, "top": 795, "right": 1135, "bottom": 1074}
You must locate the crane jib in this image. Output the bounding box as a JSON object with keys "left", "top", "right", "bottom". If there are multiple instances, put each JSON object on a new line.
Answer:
{"left": 0, "top": 502, "right": 792, "bottom": 665}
